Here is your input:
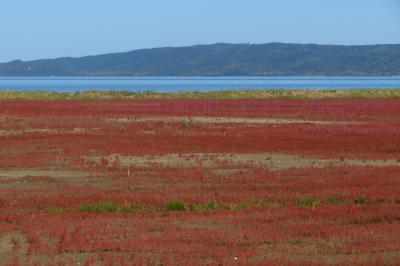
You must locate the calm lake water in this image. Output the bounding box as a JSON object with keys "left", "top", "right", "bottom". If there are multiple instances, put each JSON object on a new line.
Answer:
{"left": 0, "top": 77, "right": 400, "bottom": 92}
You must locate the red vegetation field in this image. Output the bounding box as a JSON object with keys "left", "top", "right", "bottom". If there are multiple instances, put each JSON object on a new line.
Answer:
{"left": 0, "top": 98, "right": 400, "bottom": 265}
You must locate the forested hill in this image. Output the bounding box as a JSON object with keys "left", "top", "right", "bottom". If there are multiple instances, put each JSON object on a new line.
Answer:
{"left": 1, "top": 43, "right": 400, "bottom": 76}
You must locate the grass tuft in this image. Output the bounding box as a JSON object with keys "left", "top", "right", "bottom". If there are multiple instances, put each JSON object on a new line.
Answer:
{"left": 121, "top": 203, "right": 153, "bottom": 213}
{"left": 79, "top": 202, "right": 119, "bottom": 213}
{"left": 191, "top": 201, "right": 221, "bottom": 211}
{"left": 47, "top": 207, "right": 65, "bottom": 214}
{"left": 165, "top": 200, "right": 186, "bottom": 211}
{"left": 353, "top": 195, "right": 373, "bottom": 205}
{"left": 326, "top": 195, "right": 346, "bottom": 205}
{"left": 298, "top": 197, "right": 320, "bottom": 208}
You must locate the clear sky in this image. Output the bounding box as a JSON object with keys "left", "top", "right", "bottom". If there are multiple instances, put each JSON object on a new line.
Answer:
{"left": 1, "top": 0, "right": 400, "bottom": 62}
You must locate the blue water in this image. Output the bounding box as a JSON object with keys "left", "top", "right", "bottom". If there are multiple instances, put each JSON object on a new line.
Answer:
{"left": 0, "top": 77, "right": 400, "bottom": 92}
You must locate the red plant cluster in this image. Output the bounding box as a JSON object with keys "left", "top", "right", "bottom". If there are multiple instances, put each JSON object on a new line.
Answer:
{"left": 0, "top": 99, "right": 399, "bottom": 265}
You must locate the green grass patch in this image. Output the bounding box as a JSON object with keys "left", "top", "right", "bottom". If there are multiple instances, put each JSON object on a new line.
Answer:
{"left": 190, "top": 201, "right": 220, "bottom": 211}
{"left": 165, "top": 200, "right": 187, "bottom": 211}
{"left": 67, "top": 196, "right": 372, "bottom": 214}
{"left": 79, "top": 202, "right": 119, "bottom": 213}
{"left": 353, "top": 195, "right": 374, "bottom": 205}
{"left": 298, "top": 197, "right": 320, "bottom": 208}
{"left": 47, "top": 207, "right": 65, "bottom": 214}
{"left": 326, "top": 195, "right": 346, "bottom": 205}
{"left": 190, "top": 200, "right": 280, "bottom": 211}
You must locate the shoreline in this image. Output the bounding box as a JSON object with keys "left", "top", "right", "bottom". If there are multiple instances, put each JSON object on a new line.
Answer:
{"left": 0, "top": 88, "right": 400, "bottom": 100}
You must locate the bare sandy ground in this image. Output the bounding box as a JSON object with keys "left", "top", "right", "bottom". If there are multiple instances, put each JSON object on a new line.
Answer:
{"left": 0, "top": 231, "right": 28, "bottom": 261}
{"left": 87, "top": 152, "right": 400, "bottom": 171}
{"left": 107, "top": 116, "right": 360, "bottom": 125}
{"left": 0, "top": 116, "right": 359, "bottom": 137}
{"left": 0, "top": 169, "right": 89, "bottom": 179}
{"left": 0, "top": 128, "right": 89, "bottom": 137}
{"left": 0, "top": 169, "right": 106, "bottom": 190}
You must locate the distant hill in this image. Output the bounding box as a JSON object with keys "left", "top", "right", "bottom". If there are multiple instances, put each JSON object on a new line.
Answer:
{"left": 1, "top": 43, "right": 400, "bottom": 76}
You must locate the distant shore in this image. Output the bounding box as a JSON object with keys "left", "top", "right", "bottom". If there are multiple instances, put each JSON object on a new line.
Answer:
{"left": 1, "top": 88, "right": 400, "bottom": 100}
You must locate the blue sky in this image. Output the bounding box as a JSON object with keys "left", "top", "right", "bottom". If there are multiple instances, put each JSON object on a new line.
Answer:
{"left": 1, "top": 0, "right": 399, "bottom": 62}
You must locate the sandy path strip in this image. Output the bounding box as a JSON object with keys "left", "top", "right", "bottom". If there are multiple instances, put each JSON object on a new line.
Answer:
{"left": 0, "top": 128, "right": 89, "bottom": 137}
{"left": 87, "top": 152, "right": 400, "bottom": 171}
{"left": 0, "top": 169, "right": 90, "bottom": 179}
{"left": 108, "top": 116, "right": 360, "bottom": 125}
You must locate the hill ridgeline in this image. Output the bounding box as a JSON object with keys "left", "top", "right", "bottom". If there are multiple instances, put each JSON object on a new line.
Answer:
{"left": 1, "top": 43, "right": 400, "bottom": 76}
